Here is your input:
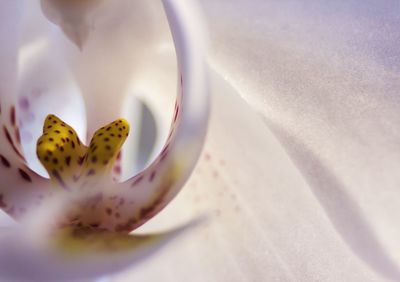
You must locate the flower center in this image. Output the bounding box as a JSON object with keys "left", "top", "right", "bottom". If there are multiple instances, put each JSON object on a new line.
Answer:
{"left": 36, "top": 115, "right": 129, "bottom": 189}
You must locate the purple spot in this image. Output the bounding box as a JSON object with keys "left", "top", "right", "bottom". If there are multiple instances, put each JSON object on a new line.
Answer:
{"left": 18, "top": 97, "right": 30, "bottom": 111}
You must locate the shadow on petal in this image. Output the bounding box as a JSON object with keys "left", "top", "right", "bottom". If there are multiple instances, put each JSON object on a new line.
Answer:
{"left": 264, "top": 118, "right": 400, "bottom": 281}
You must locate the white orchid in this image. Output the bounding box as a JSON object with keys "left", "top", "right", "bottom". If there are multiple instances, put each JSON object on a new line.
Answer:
{"left": 0, "top": 0, "right": 208, "bottom": 281}
{"left": 1, "top": 0, "right": 400, "bottom": 282}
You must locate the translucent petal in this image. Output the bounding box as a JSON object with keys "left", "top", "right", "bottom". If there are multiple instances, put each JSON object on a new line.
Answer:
{"left": 0, "top": 216, "right": 200, "bottom": 281}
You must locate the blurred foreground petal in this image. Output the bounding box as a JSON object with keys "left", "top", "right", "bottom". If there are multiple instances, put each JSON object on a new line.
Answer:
{"left": 0, "top": 217, "right": 201, "bottom": 281}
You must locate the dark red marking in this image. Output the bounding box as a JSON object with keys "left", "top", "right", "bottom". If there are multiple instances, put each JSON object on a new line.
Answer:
{"left": 87, "top": 169, "right": 95, "bottom": 176}
{"left": 18, "top": 168, "right": 32, "bottom": 182}
{"left": 52, "top": 170, "right": 67, "bottom": 189}
{"left": 89, "top": 223, "right": 100, "bottom": 228}
{"left": 173, "top": 106, "right": 179, "bottom": 123}
{"left": 0, "top": 195, "right": 7, "bottom": 208}
{"left": 115, "top": 217, "right": 138, "bottom": 233}
{"left": 149, "top": 170, "right": 157, "bottom": 182}
{"left": 78, "top": 156, "right": 85, "bottom": 165}
{"left": 106, "top": 208, "right": 112, "bottom": 216}
{"left": 10, "top": 106, "right": 16, "bottom": 126}
{"left": 139, "top": 186, "right": 170, "bottom": 222}
{"left": 131, "top": 175, "right": 144, "bottom": 187}
{"left": 3, "top": 126, "right": 25, "bottom": 160}
{"left": 113, "top": 165, "right": 121, "bottom": 175}
{"left": 0, "top": 155, "right": 11, "bottom": 168}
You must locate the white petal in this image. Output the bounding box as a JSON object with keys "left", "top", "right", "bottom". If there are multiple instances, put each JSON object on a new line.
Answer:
{"left": 0, "top": 1, "right": 52, "bottom": 219}
{"left": 56, "top": 0, "right": 171, "bottom": 136}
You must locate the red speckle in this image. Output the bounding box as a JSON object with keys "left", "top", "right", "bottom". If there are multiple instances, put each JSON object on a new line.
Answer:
{"left": 0, "top": 155, "right": 11, "bottom": 168}
{"left": 18, "top": 168, "right": 32, "bottom": 183}
{"left": 149, "top": 170, "right": 157, "bottom": 182}
{"left": 113, "top": 165, "right": 121, "bottom": 175}
{"left": 131, "top": 175, "right": 144, "bottom": 187}
{"left": 10, "top": 106, "right": 16, "bottom": 126}
{"left": 3, "top": 126, "right": 24, "bottom": 160}
{"left": 173, "top": 105, "right": 179, "bottom": 123}
{"left": 116, "top": 151, "right": 122, "bottom": 161}
{"left": 205, "top": 153, "right": 211, "bottom": 161}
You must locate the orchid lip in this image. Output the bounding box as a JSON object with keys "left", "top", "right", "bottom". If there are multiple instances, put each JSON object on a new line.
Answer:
{"left": 36, "top": 114, "right": 130, "bottom": 190}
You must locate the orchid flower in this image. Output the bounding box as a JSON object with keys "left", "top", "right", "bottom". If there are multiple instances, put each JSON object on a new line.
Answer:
{"left": 1, "top": 1, "right": 400, "bottom": 282}
{"left": 0, "top": 0, "right": 208, "bottom": 280}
